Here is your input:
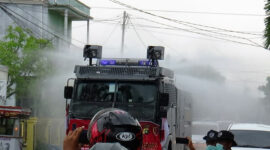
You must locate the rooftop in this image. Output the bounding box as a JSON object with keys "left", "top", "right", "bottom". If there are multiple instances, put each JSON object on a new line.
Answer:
{"left": 0, "top": 0, "right": 92, "bottom": 20}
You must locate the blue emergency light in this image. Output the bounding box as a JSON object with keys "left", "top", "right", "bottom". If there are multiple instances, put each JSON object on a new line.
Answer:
{"left": 99, "top": 59, "right": 152, "bottom": 66}
{"left": 100, "top": 60, "right": 117, "bottom": 65}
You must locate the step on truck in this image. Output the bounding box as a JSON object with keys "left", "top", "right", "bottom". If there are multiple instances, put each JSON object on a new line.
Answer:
{"left": 64, "top": 45, "right": 192, "bottom": 150}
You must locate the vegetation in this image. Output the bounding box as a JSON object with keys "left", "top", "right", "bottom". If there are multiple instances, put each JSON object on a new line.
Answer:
{"left": 0, "top": 26, "right": 52, "bottom": 99}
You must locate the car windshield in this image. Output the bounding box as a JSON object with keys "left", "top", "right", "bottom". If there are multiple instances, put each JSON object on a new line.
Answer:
{"left": 71, "top": 81, "right": 157, "bottom": 121}
{"left": 231, "top": 130, "right": 270, "bottom": 148}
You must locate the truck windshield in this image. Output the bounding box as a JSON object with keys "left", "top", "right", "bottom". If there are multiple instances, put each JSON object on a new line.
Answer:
{"left": 0, "top": 118, "right": 15, "bottom": 136}
{"left": 231, "top": 130, "right": 270, "bottom": 148}
{"left": 71, "top": 81, "right": 157, "bottom": 122}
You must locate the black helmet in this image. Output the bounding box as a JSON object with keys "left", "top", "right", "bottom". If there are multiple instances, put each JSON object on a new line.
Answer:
{"left": 203, "top": 130, "right": 218, "bottom": 142}
{"left": 87, "top": 108, "right": 142, "bottom": 150}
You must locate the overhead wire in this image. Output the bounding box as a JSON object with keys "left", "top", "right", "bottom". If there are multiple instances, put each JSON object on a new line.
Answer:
{"left": 130, "top": 16, "right": 263, "bottom": 48}
{"left": 91, "top": 6, "right": 265, "bottom": 17}
{"left": 102, "top": 21, "right": 120, "bottom": 45}
{"left": 138, "top": 26, "right": 182, "bottom": 56}
{"left": 0, "top": 6, "right": 43, "bottom": 39}
{"left": 131, "top": 16, "right": 263, "bottom": 37}
{"left": 0, "top": 2, "right": 86, "bottom": 47}
{"left": 129, "top": 18, "right": 147, "bottom": 48}
{"left": 129, "top": 16, "right": 263, "bottom": 48}
{"left": 108, "top": 0, "right": 265, "bottom": 43}
{"left": 131, "top": 21, "right": 263, "bottom": 36}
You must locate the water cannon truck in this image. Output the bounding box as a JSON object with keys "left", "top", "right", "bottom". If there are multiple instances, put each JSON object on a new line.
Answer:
{"left": 64, "top": 45, "right": 192, "bottom": 150}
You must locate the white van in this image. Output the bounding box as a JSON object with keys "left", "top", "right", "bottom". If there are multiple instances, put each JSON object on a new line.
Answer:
{"left": 228, "top": 123, "right": 270, "bottom": 150}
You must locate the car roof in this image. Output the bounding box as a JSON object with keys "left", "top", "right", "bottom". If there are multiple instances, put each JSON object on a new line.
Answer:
{"left": 229, "top": 123, "right": 270, "bottom": 132}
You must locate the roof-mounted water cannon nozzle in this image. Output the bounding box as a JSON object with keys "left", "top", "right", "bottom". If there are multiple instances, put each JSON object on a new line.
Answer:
{"left": 147, "top": 46, "right": 164, "bottom": 67}
{"left": 83, "top": 45, "right": 102, "bottom": 66}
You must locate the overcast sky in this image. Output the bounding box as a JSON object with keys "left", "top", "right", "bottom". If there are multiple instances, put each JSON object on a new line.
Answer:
{"left": 72, "top": 0, "right": 269, "bottom": 97}
{"left": 70, "top": 0, "right": 270, "bottom": 122}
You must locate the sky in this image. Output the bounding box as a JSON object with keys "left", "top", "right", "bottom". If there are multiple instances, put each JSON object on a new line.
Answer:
{"left": 70, "top": 0, "right": 270, "bottom": 123}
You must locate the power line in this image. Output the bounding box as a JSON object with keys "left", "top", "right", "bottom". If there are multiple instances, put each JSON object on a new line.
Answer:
{"left": 108, "top": 0, "right": 266, "bottom": 42}
{"left": 131, "top": 16, "right": 263, "bottom": 47}
{"left": 91, "top": 6, "right": 265, "bottom": 17}
{"left": 86, "top": 19, "right": 264, "bottom": 41}
{"left": 129, "top": 16, "right": 263, "bottom": 48}
{"left": 131, "top": 16, "right": 263, "bottom": 36}
{"left": 2, "top": 1, "right": 86, "bottom": 45}
{"left": 102, "top": 21, "right": 120, "bottom": 45}
{"left": 0, "top": 4, "right": 84, "bottom": 48}
{"left": 72, "top": 20, "right": 120, "bottom": 28}
{"left": 138, "top": 26, "right": 183, "bottom": 56}
{"left": 136, "top": 27, "right": 229, "bottom": 42}
{"left": 74, "top": 18, "right": 263, "bottom": 37}
{"left": 129, "top": 19, "right": 147, "bottom": 48}
{"left": 93, "top": 15, "right": 122, "bottom": 21}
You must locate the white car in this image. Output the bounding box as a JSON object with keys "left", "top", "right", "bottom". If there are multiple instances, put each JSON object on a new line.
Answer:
{"left": 228, "top": 123, "right": 270, "bottom": 150}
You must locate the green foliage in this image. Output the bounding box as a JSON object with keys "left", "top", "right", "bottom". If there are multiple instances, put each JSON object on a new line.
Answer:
{"left": 0, "top": 26, "right": 53, "bottom": 98}
{"left": 258, "top": 77, "right": 270, "bottom": 101}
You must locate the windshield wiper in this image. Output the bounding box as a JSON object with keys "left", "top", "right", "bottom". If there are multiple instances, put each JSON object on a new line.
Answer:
{"left": 236, "top": 145, "right": 262, "bottom": 148}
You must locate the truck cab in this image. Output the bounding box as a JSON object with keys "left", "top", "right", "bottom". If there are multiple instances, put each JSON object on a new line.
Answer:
{"left": 64, "top": 45, "right": 192, "bottom": 150}
{"left": 0, "top": 106, "right": 31, "bottom": 150}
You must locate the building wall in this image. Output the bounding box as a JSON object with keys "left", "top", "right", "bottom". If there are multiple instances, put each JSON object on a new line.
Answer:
{"left": 0, "top": 3, "right": 72, "bottom": 43}
{"left": 0, "top": 3, "right": 74, "bottom": 108}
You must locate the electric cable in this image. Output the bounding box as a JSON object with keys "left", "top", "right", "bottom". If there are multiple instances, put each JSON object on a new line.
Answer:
{"left": 0, "top": 4, "right": 83, "bottom": 48}
{"left": 108, "top": 0, "right": 264, "bottom": 37}
{"left": 128, "top": 16, "right": 263, "bottom": 48}
{"left": 102, "top": 21, "right": 120, "bottom": 45}
{"left": 131, "top": 16, "right": 263, "bottom": 36}
{"left": 139, "top": 27, "right": 182, "bottom": 56}
{"left": 1, "top": 2, "right": 86, "bottom": 46}
{"left": 91, "top": 6, "right": 265, "bottom": 17}
{"left": 129, "top": 19, "right": 147, "bottom": 48}
{"left": 130, "top": 16, "right": 263, "bottom": 47}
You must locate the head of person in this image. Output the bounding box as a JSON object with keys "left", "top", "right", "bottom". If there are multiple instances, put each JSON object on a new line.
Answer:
{"left": 87, "top": 108, "right": 142, "bottom": 150}
{"left": 203, "top": 130, "right": 218, "bottom": 146}
{"left": 216, "top": 130, "right": 237, "bottom": 150}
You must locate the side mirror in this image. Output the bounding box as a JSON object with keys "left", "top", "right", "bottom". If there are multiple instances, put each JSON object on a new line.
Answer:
{"left": 64, "top": 86, "right": 73, "bottom": 99}
{"left": 160, "top": 93, "right": 169, "bottom": 107}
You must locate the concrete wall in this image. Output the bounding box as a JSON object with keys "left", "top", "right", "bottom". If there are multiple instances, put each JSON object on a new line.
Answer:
{"left": 0, "top": 65, "right": 15, "bottom": 106}
{"left": 0, "top": 66, "right": 8, "bottom": 104}
{"left": 0, "top": 3, "right": 72, "bottom": 43}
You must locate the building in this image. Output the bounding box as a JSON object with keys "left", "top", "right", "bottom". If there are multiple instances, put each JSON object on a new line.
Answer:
{"left": 0, "top": 0, "right": 92, "bottom": 47}
{"left": 0, "top": 1, "right": 92, "bottom": 149}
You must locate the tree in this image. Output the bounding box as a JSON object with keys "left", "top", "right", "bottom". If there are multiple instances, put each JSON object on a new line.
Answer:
{"left": 0, "top": 26, "right": 52, "bottom": 99}
{"left": 264, "top": 0, "right": 270, "bottom": 49}
{"left": 258, "top": 77, "right": 270, "bottom": 101}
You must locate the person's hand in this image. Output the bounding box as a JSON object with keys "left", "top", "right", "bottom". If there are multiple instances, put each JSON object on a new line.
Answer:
{"left": 187, "top": 137, "right": 196, "bottom": 150}
{"left": 63, "top": 126, "right": 84, "bottom": 150}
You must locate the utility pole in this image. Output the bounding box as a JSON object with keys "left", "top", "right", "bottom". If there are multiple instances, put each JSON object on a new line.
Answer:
{"left": 121, "top": 11, "right": 128, "bottom": 55}
{"left": 87, "top": 20, "right": 90, "bottom": 44}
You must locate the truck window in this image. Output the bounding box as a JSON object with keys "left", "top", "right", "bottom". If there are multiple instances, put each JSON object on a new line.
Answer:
{"left": 117, "top": 82, "right": 156, "bottom": 103}
{"left": 115, "top": 82, "right": 157, "bottom": 122}
{"left": 75, "top": 82, "right": 115, "bottom": 102}
{"left": 0, "top": 118, "right": 15, "bottom": 136}
{"left": 71, "top": 81, "right": 157, "bottom": 121}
